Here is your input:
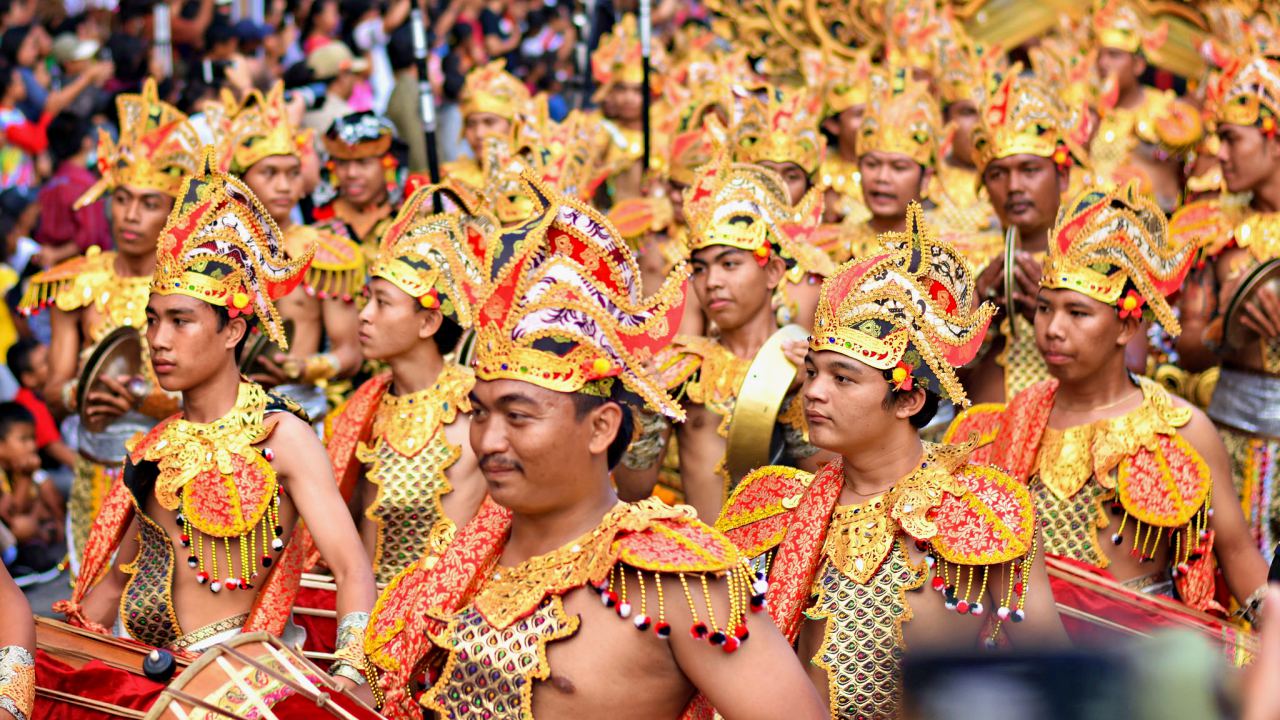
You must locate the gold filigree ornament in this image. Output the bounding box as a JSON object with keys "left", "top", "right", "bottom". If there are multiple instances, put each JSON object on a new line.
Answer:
{"left": 971, "top": 66, "right": 1091, "bottom": 188}
{"left": 809, "top": 202, "right": 995, "bottom": 406}
{"left": 74, "top": 78, "right": 203, "bottom": 209}
{"left": 727, "top": 86, "right": 827, "bottom": 176}
{"left": 459, "top": 59, "right": 532, "bottom": 123}
{"left": 857, "top": 66, "right": 942, "bottom": 169}
{"left": 219, "top": 82, "right": 306, "bottom": 174}
{"left": 1041, "top": 182, "right": 1196, "bottom": 335}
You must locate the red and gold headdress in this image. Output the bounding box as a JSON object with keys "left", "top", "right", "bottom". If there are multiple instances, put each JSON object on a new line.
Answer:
{"left": 971, "top": 68, "right": 1090, "bottom": 180}
{"left": 728, "top": 87, "right": 827, "bottom": 176}
{"left": 1042, "top": 182, "right": 1195, "bottom": 335}
{"left": 856, "top": 68, "right": 941, "bottom": 168}
{"left": 152, "top": 148, "right": 312, "bottom": 348}
{"left": 683, "top": 151, "right": 832, "bottom": 277}
{"left": 470, "top": 173, "right": 689, "bottom": 420}
{"left": 460, "top": 60, "right": 532, "bottom": 121}
{"left": 1092, "top": 0, "right": 1165, "bottom": 55}
{"left": 1213, "top": 53, "right": 1280, "bottom": 133}
{"left": 809, "top": 202, "right": 994, "bottom": 406}
{"left": 75, "top": 78, "right": 202, "bottom": 209}
{"left": 222, "top": 83, "right": 304, "bottom": 174}
{"left": 801, "top": 48, "right": 874, "bottom": 117}
{"left": 936, "top": 31, "right": 1003, "bottom": 109}
{"left": 370, "top": 181, "right": 493, "bottom": 327}
{"left": 592, "top": 14, "right": 666, "bottom": 101}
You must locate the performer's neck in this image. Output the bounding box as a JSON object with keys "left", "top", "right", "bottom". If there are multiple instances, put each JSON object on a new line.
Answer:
{"left": 840, "top": 426, "right": 925, "bottom": 500}
{"left": 113, "top": 249, "right": 157, "bottom": 278}
{"left": 1018, "top": 224, "right": 1050, "bottom": 255}
{"left": 1115, "top": 84, "right": 1145, "bottom": 111}
{"left": 1249, "top": 172, "right": 1280, "bottom": 214}
{"left": 838, "top": 143, "right": 858, "bottom": 163}
{"left": 1051, "top": 360, "right": 1137, "bottom": 415}
{"left": 504, "top": 484, "right": 619, "bottom": 563}
{"left": 717, "top": 306, "right": 779, "bottom": 359}
{"left": 274, "top": 211, "right": 294, "bottom": 232}
{"left": 868, "top": 214, "right": 907, "bottom": 235}
{"left": 338, "top": 193, "right": 388, "bottom": 215}
{"left": 387, "top": 342, "right": 444, "bottom": 396}
{"left": 180, "top": 360, "right": 245, "bottom": 424}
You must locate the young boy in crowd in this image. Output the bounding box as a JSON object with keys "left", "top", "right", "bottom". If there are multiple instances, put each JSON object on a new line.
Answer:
{"left": 0, "top": 402, "right": 63, "bottom": 579}
{"left": 7, "top": 338, "right": 76, "bottom": 471}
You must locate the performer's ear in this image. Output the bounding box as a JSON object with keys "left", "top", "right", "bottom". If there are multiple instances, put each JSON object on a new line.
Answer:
{"left": 417, "top": 307, "right": 444, "bottom": 341}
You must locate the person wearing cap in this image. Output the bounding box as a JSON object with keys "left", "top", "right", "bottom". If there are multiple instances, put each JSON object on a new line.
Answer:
{"left": 947, "top": 182, "right": 1269, "bottom": 642}
{"left": 302, "top": 41, "right": 370, "bottom": 140}
{"left": 314, "top": 111, "right": 401, "bottom": 261}
{"left": 718, "top": 203, "right": 1066, "bottom": 719}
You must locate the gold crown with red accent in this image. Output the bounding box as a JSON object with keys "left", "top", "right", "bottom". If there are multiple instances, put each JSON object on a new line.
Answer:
{"left": 152, "top": 147, "right": 312, "bottom": 348}
{"left": 371, "top": 181, "right": 493, "bottom": 327}
{"left": 936, "top": 30, "right": 1003, "bottom": 108}
{"left": 1214, "top": 54, "right": 1280, "bottom": 132}
{"left": 857, "top": 68, "right": 941, "bottom": 168}
{"left": 223, "top": 83, "right": 304, "bottom": 173}
{"left": 1092, "top": 0, "right": 1164, "bottom": 55}
{"left": 75, "top": 78, "right": 203, "bottom": 209}
{"left": 884, "top": 0, "right": 944, "bottom": 73}
{"left": 1042, "top": 181, "right": 1195, "bottom": 335}
{"left": 592, "top": 14, "right": 666, "bottom": 100}
{"left": 971, "top": 68, "right": 1090, "bottom": 179}
{"left": 809, "top": 202, "right": 994, "bottom": 406}
{"left": 801, "top": 48, "right": 874, "bottom": 117}
{"left": 682, "top": 150, "right": 832, "bottom": 277}
{"left": 728, "top": 87, "right": 827, "bottom": 176}
{"left": 460, "top": 60, "right": 532, "bottom": 121}
{"left": 470, "top": 172, "right": 689, "bottom": 420}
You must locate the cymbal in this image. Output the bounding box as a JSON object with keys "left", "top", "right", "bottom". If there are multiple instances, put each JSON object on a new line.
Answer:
{"left": 1223, "top": 257, "right": 1280, "bottom": 351}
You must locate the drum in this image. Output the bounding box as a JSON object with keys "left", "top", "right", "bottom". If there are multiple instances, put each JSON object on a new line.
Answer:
{"left": 1222, "top": 257, "right": 1280, "bottom": 351}
{"left": 144, "top": 632, "right": 381, "bottom": 720}
{"left": 75, "top": 326, "right": 154, "bottom": 464}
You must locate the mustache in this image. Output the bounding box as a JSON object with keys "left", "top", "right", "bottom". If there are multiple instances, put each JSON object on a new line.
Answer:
{"left": 479, "top": 454, "right": 523, "bottom": 473}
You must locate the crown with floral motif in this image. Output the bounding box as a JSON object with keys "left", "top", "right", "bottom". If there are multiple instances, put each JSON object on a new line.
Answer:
{"left": 470, "top": 172, "right": 689, "bottom": 420}
{"left": 222, "top": 83, "right": 305, "bottom": 173}
{"left": 857, "top": 67, "right": 941, "bottom": 168}
{"left": 151, "top": 147, "right": 312, "bottom": 348}
{"left": 728, "top": 87, "right": 827, "bottom": 176}
{"left": 371, "top": 181, "right": 493, "bottom": 327}
{"left": 460, "top": 60, "right": 532, "bottom": 121}
{"left": 1042, "top": 182, "right": 1195, "bottom": 335}
{"left": 75, "top": 78, "right": 203, "bottom": 209}
{"left": 809, "top": 202, "right": 994, "bottom": 406}
{"left": 971, "top": 68, "right": 1090, "bottom": 180}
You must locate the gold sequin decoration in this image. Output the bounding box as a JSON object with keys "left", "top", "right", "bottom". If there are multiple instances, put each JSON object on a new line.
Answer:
{"left": 1031, "top": 477, "right": 1112, "bottom": 567}
{"left": 997, "top": 315, "right": 1050, "bottom": 399}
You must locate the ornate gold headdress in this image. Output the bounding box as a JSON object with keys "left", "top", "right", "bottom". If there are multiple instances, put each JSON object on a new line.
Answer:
{"left": 322, "top": 111, "right": 397, "bottom": 160}
{"left": 370, "top": 181, "right": 492, "bottom": 327}
{"left": 801, "top": 48, "right": 874, "bottom": 117}
{"left": 1092, "top": 0, "right": 1164, "bottom": 55}
{"left": 682, "top": 151, "right": 832, "bottom": 277}
{"left": 592, "top": 14, "right": 666, "bottom": 101}
{"left": 1042, "top": 182, "right": 1195, "bottom": 335}
{"left": 75, "top": 78, "right": 203, "bottom": 209}
{"left": 971, "top": 68, "right": 1090, "bottom": 180}
{"left": 1213, "top": 53, "right": 1280, "bottom": 132}
{"left": 223, "top": 82, "right": 304, "bottom": 174}
{"left": 152, "top": 147, "right": 312, "bottom": 348}
{"left": 936, "top": 30, "right": 1002, "bottom": 109}
{"left": 856, "top": 68, "right": 941, "bottom": 168}
{"left": 460, "top": 60, "right": 532, "bottom": 121}
{"left": 470, "top": 173, "right": 690, "bottom": 420}
{"left": 728, "top": 86, "right": 827, "bottom": 176}
{"left": 809, "top": 202, "right": 994, "bottom": 406}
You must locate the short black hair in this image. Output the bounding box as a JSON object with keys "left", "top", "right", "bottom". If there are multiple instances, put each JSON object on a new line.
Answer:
{"left": 0, "top": 401, "right": 33, "bottom": 440}
{"left": 881, "top": 380, "right": 941, "bottom": 430}
{"left": 5, "top": 336, "right": 40, "bottom": 381}
{"left": 432, "top": 314, "right": 464, "bottom": 355}
{"left": 571, "top": 393, "right": 635, "bottom": 470}
{"left": 47, "top": 112, "right": 91, "bottom": 165}
{"left": 204, "top": 17, "right": 237, "bottom": 49}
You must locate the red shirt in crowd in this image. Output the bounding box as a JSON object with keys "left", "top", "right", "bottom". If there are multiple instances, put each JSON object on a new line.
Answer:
{"left": 35, "top": 160, "right": 110, "bottom": 252}
{"left": 13, "top": 387, "right": 60, "bottom": 449}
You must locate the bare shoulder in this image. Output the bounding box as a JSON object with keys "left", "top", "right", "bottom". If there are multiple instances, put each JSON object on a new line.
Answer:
{"left": 1169, "top": 396, "right": 1226, "bottom": 459}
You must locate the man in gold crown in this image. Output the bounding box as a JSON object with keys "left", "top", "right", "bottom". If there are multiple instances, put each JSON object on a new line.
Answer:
{"left": 812, "top": 50, "right": 873, "bottom": 229}
{"left": 54, "top": 152, "right": 375, "bottom": 676}
{"left": 19, "top": 79, "right": 202, "bottom": 571}
{"left": 718, "top": 203, "right": 1066, "bottom": 719}
{"left": 591, "top": 14, "right": 664, "bottom": 205}
{"left": 948, "top": 183, "right": 1268, "bottom": 642}
{"left": 615, "top": 153, "right": 833, "bottom": 524}
{"left": 355, "top": 174, "right": 825, "bottom": 719}
{"left": 963, "top": 70, "right": 1090, "bottom": 406}
{"left": 222, "top": 84, "right": 365, "bottom": 421}
{"left": 442, "top": 59, "right": 532, "bottom": 191}
{"left": 932, "top": 32, "right": 1003, "bottom": 244}
{"left": 314, "top": 111, "right": 402, "bottom": 262}
{"left": 325, "top": 181, "right": 489, "bottom": 586}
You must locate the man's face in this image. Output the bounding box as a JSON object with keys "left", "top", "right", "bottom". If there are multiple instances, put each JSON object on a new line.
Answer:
{"left": 801, "top": 350, "right": 900, "bottom": 456}
{"left": 145, "top": 294, "right": 244, "bottom": 393}
{"left": 982, "top": 154, "right": 1066, "bottom": 236}
{"left": 1034, "top": 287, "right": 1136, "bottom": 385}
{"left": 667, "top": 178, "right": 688, "bottom": 225}
{"left": 945, "top": 100, "right": 980, "bottom": 166}
{"left": 758, "top": 160, "right": 810, "bottom": 206}
{"left": 20, "top": 343, "right": 47, "bottom": 390}
{"left": 463, "top": 112, "right": 512, "bottom": 157}
{"left": 242, "top": 155, "right": 301, "bottom": 225}
{"left": 334, "top": 156, "right": 387, "bottom": 207}
{"left": 111, "top": 184, "right": 174, "bottom": 259}
{"left": 0, "top": 422, "right": 36, "bottom": 472}
{"left": 689, "top": 245, "right": 782, "bottom": 333}
{"left": 604, "top": 82, "right": 644, "bottom": 123}
{"left": 858, "top": 151, "right": 927, "bottom": 221}
{"left": 1218, "top": 123, "right": 1280, "bottom": 194}
{"left": 469, "top": 379, "right": 611, "bottom": 514}
{"left": 357, "top": 278, "right": 437, "bottom": 361}
{"left": 1096, "top": 47, "right": 1144, "bottom": 95}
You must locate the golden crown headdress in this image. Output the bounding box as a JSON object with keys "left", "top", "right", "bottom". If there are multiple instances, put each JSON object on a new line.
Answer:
{"left": 370, "top": 181, "right": 493, "bottom": 327}
{"left": 971, "top": 67, "right": 1090, "bottom": 181}
{"left": 460, "top": 60, "right": 532, "bottom": 121}
{"left": 1042, "top": 182, "right": 1195, "bottom": 335}
{"left": 222, "top": 82, "right": 303, "bottom": 174}
{"left": 801, "top": 48, "right": 874, "bottom": 117}
{"left": 592, "top": 14, "right": 667, "bottom": 101}
{"left": 75, "top": 78, "right": 203, "bottom": 210}
{"left": 936, "top": 30, "right": 1003, "bottom": 109}
{"left": 470, "top": 172, "right": 690, "bottom": 420}
{"left": 1092, "top": 0, "right": 1166, "bottom": 55}
{"left": 152, "top": 147, "right": 312, "bottom": 348}
{"left": 809, "top": 202, "right": 995, "bottom": 406}
{"left": 728, "top": 86, "right": 827, "bottom": 176}
{"left": 884, "top": 0, "right": 944, "bottom": 74}
{"left": 1213, "top": 53, "right": 1280, "bottom": 131}
{"left": 857, "top": 67, "right": 941, "bottom": 168}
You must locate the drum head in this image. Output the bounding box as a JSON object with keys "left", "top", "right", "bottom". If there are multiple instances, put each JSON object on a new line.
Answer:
{"left": 77, "top": 326, "right": 144, "bottom": 433}
{"left": 1223, "top": 258, "right": 1280, "bottom": 350}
